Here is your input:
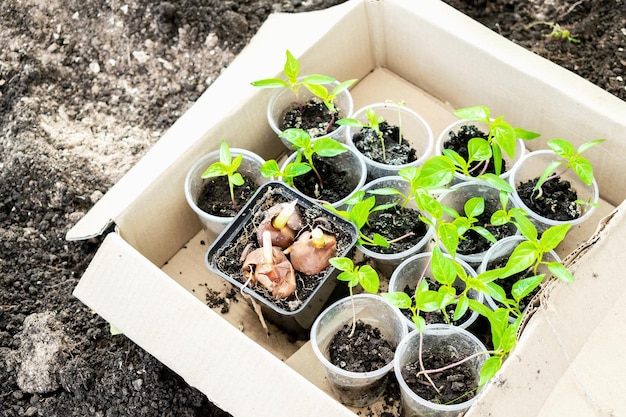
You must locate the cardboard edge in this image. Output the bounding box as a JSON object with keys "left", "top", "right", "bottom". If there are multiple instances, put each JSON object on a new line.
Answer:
{"left": 74, "top": 233, "right": 356, "bottom": 417}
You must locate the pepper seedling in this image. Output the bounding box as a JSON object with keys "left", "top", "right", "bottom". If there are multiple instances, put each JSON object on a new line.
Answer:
{"left": 251, "top": 50, "right": 357, "bottom": 133}
{"left": 323, "top": 191, "right": 395, "bottom": 248}
{"left": 262, "top": 128, "right": 347, "bottom": 188}
{"left": 201, "top": 140, "right": 245, "bottom": 211}
{"left": 329, "top": 256, "right": 380, "bottom": 336}
{"left": 443, "top": 105, "right": 540, "bottom": 177}
{"left": 250, "top": 49, "right": 337, "bottom": 104}
{"left": 533, "top": 138, "right": 604, "bottom": 198}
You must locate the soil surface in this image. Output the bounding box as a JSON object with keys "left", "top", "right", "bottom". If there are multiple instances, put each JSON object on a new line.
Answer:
{"left": 2, "top": 0, "right": 624, "bottom": 416}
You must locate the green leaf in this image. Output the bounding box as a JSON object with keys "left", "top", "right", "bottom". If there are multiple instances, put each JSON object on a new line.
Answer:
{"left": 577, "top": 138, "right": 605, "bottom": 154}
{"left": 250, "top": 78, "right": 289, "bottom": 88}
{"left": 303, "top": 82, "right": 329, "bottom": 100}
{"left": 284, "top": 50, "right": 300, "bottom": 82}
{"left": 260, "top": 160, "right": 280, "bottom": 178}
{"left": 514, "top": 127, "right": 541, "bottom": 140}
{"left": 201, "top": 162, "right": 228, "bottom": 178}
{"left": 412, "top": 315, "right": 426, "bottom": 332}
{"left": 547, "top": 138, "right": 575, "bottom": 157}
{"left": 229, "top": 172, "right": 244, "bottom": 187}
{"left": 416, "top": 290, "right": 442, "bottom": 312}
{"left": 336, "top": 271, "right": 359, "bottom": 287}
{"left": 490, "top": 120, "right": 517, "bottom": 158}
{"left": 301, "top": 74, "right": 336, "bottom": 85}
{"left": 464, "top": 197, "right": 485, "bottom": 218}
{"left": 417, "top": 156, "right": 456, "bottom": 189}
{"left": 280, "top": 128, "right": 310, "bottom": 149}
{"left": 335, "top": 118, "right": 362, "bottom": 127}
{"left": 329, "top": 257, "right": 354, "bottom": 272}
{"left": 442, "top": 148, "right": 469, "bottom": 170}
{"left": 512, "top": 209, "right": 537, "bottom": 241}
{"left": 511, "top": 274, "right": 544, "bottom": 303}
{"left": 468, "top": 137, "right": 491, "bottom": 161}
{"left": 312, "top": 138, "right": 347, "bottom": 157}
{"left": 432, "top": 247, "right": 456, "bottom": 286}
{"left": 332, "top": 79, "right": 357, "bottom": 96}
{"left": 454, "top": 294, "right": 469, "bottom": 322}
{"left": 490, "top": 209, "right": 509, "bottom": 226}
{"left": 486, "top": 281, "right": 507, "bottom": 303}
{"left": 358, "top": 265, "right": 380, "bottom": 294}
{"left": 454, "top": 105, "right": 490, "bottom": 122}
{"left": 539, "top": 223, "right": 571, "bottom": 252}
{"left": 547, "top": 262, "right": 574, "bottom": 283}
{"left": 479, "top": 356, "right": 502, "bottom": 386}
{"left": 473, "top": 226, "right": 497, "bottom": 244}
{"left": 439, "top": 222, "right": 459, "bottom": 258}
{"left": 381, "top": 292, "right": 413, "bottom": 309}
{"left": 478, "top": 173, "right": 514, "bottom": 193}
{"left": 372, "top": 233, "right": 390, "bottom": 248}
{"left": 503, "top": 241, "right": 539, "bottom": 277}
{"left": 284, "top": 162, "right": 312, "bottom": 178}
{"left": 571, "top": 157, "right": 595, "bottom": 185}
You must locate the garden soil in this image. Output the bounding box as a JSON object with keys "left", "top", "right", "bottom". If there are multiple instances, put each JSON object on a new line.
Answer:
{"left": 0, "top": 0, "right": 624, "bottom": 416}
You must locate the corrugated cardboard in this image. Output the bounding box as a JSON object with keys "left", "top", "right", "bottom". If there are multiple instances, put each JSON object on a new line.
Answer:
{"left": 69, "top": 0, "right": 626, "bottom": 416}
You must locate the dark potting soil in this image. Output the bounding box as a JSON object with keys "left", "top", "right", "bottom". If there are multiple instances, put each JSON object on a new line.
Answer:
{"left": 292, "top": 154, "right": 354, "bottom": 204}
{"left": 400, "top": 282, "right": 475, "bottom": 327}
{"left": 516, "top": 177, "right": 581, "bottom": 221}
{"left": 281, "top": 97, "right": 341, "bottom": 139}
{"left": 361, "top": 206, "right": 428, "bottom": 254}
{"left": 352, "top": 122, "right": 418, "bottom": 165}
{"left": 209, "top": 185, "right": 356, "bottom": 314}
{"left": 328, "top": 320, "right": 395, "bottom": 373}
{"left": 443, "top": 124, "right": 508, "bottom": 176}
{"left": 196, "top": 175, "right": 259, "bottom": 217}
{"left": 401, "top": 344, "right": 479, "bottom": 406}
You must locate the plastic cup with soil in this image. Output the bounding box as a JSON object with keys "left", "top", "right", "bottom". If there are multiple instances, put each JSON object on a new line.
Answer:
{"left": 185, "top": 148, "right": 269, "bottom": 242}
{"left": 267, "top": 79, "right": 354, "bottom": 150}
{"left": 355, "top": 176, "right": 433, "bottom": 278}
{"left": 509, "top": 149, "right": 599, "bottom": 233}
{"left": 436, "top": 180, "right": 518, "bottom": 267}
{"left": 345, "top": 103, "right": 434, "bottom": 181}
{"left": 310, "top": 293, "right": 408, "bottom": 407}
{"left": 205, "top": 181, "right": 358, "bottom": 338}
{"left": 437, "top": 119, "right": 526, "bottom": 184}
{"left": 394, "top": 324, "right": 488, "bottom": 417}
{"left": 388, "top": 252, "right": 483, "bottom": 331}
{"left": 477, "top": 235, "right": 561, "bottom": 322}
{"left": 280, "top": 145, "right": 367, "bottom": 209}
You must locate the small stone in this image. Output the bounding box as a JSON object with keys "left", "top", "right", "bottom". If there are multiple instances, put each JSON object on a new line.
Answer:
{"left": 132, "top": 378, "right": 143, "bottom": 391}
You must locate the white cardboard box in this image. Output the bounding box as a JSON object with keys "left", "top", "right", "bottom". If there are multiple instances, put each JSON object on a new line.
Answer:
{"left": 68, "top": 1, "right": 626, "bottom": 416}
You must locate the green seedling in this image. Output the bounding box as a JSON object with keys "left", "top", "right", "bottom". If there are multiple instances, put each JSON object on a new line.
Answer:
{"left": 251, "top": 50, "right": 357, "bottom": 133}
{"left": 329, "top": 257, "right": 380, "bottom": 336}
{"left": 443, "top": 105, "right": 540, "bottom": 176}
{"left": 201, "top": 140, "right": 245, "bottom": 211}
{"left": 250, "top": 49, "right": 336, "bottom": 103}
{"left": 367, "top": 156, "right": 457, "bottom": 211}
{"left": 534, "top": 138, "right": 604, "bottom": 194}
{"left": 526, "top": 21, "right": 581, "bottom": 44}
{"left": 382, "top": 247, "right": 479, "bottom": 331}
{"left": 324, "top": 191, "right": 396, "bottom": 248}
{"left": 260, "top": 128, "right": 347, "bottom": 187}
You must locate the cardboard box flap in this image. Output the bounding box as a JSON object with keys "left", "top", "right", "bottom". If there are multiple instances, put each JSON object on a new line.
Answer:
{"left": 73, "top": 233, "right": 356, "bottom": 417}
{"left": 466, "top": 201, "right": 626, "bottom": 417}
{"left": 66, "top": 0, "right": 369, "bottom": 242}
